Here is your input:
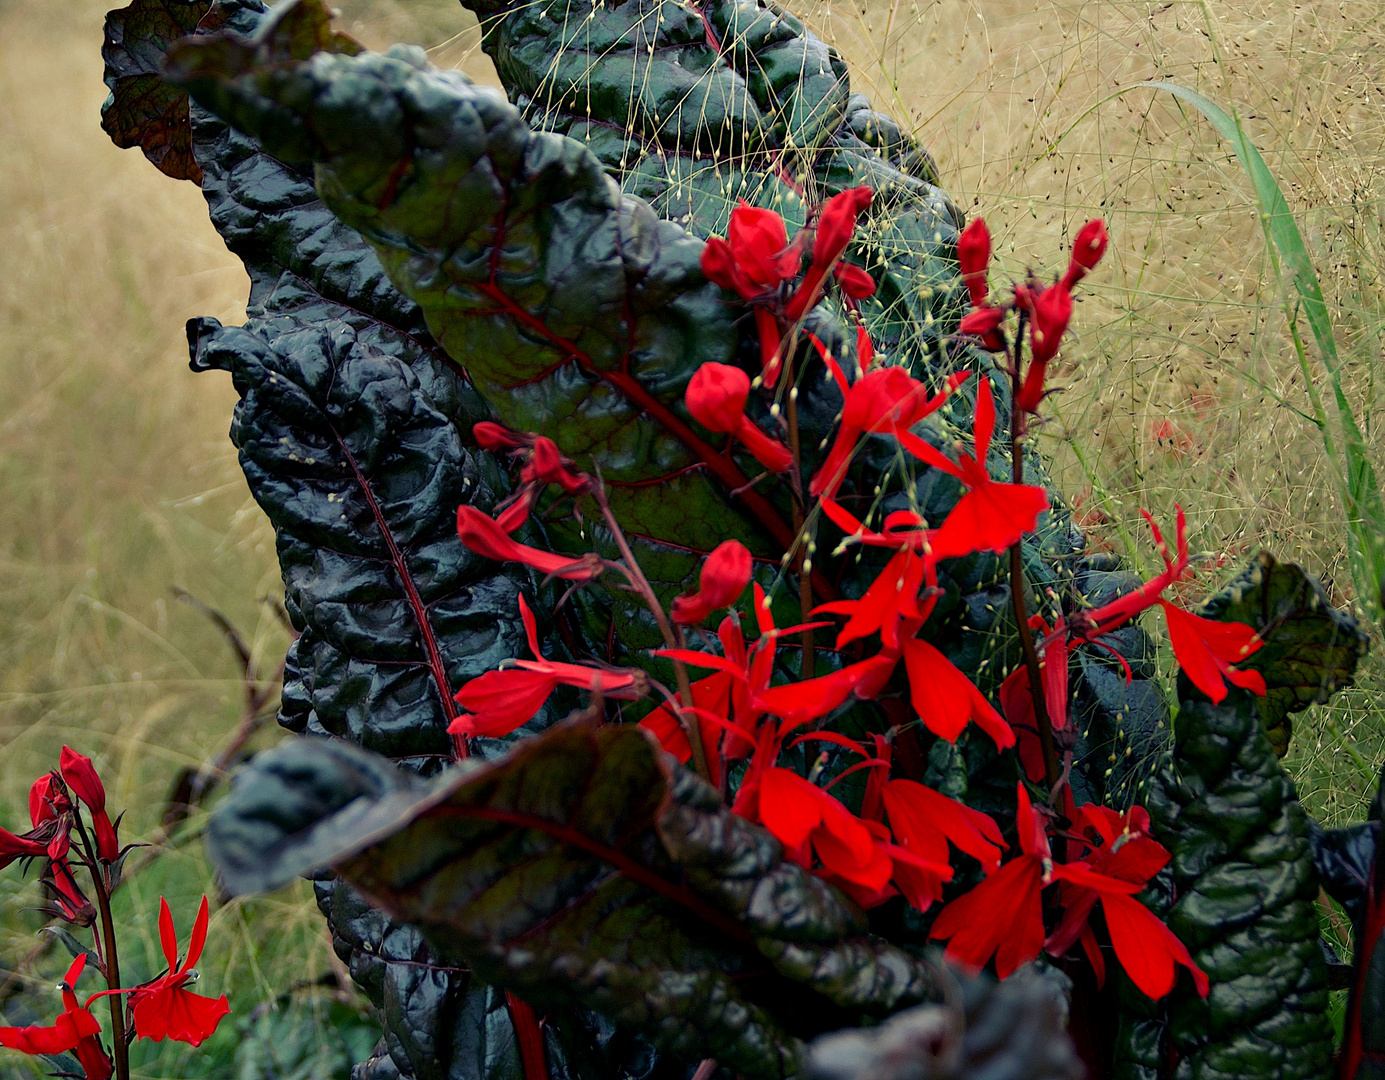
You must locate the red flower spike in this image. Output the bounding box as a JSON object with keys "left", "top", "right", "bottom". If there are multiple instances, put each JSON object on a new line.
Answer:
{"left": 902, "top": 638, "right": 1015, "bottom": 749}
{"left": 956, "top": 218, "right": 992, "bottom": 307}
{"left": 59, "top": 748, "right": 119, "bottom": 862}
{"left": 900, "top": 379, "right": 1049, "bottom": 560}
{"left": 786, "top": 187, "right": 873, "bottom": 321}
{"left": 834, "top": 263, "right": 876, "bottom": 301}
{"left": 0, "top": 953, "right": 108, "bottom": 1078}
{"left": 451, "top": 596, "right": 647, "bottom": 739}
{"left": 457, "top": 505, "right": 600, "bottom": 581}
{"left": 129, "top": 896, "right": 230, "bottom": 1047}
{"left": 672, "top": 540, "right": 753, "bottom": 625}
{"left": 1062, "top": 218, "right": 1109, "bottom": 289}
{"left": 1159, "top": 601, "right": 1266, "bottom": 705}
{"left": 685, "top": 363, "right": 793, "bottom": 473}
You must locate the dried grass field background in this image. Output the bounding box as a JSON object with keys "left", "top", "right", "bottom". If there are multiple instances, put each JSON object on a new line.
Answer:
{"left": 0, "top": 0, "right": 1381, "bottom": 1072}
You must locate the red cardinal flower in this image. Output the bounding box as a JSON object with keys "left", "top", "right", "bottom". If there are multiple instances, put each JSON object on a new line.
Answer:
{"left": 702, "top": 203, "right": 802, "bottom": 300}
{"left": 900, "top": 379, "right": 1049, "bottom": 560}
{"left": 671, "top": 540, "right": 753, "bottom": 625}
{"left": 882, "top": 778, "right": 1007, "bottom": 876}
{"left": 759, "top": 767, "right": 891, "bottom": 892}
{"left": 1159, "top": 601, "right": 1266, "bottom": 704}
{"left": 1044, "top": 805, "right": 1209, "bottom": 1000}
{"left": 786, "top": 187, "right": 873, "bottom": 320}
{"left": 129, "top": 896, "right": 230, "bottom": 1047}
{"left": 457, "top": 505, "right": 601, "bottom": 581}
{"left": 473, "top": 421, "right": 524, "bottom": 451}
{"left": 957, "top": 218, "right": 992, "bottom": 307}
{"left": 1062, "top": 218, "right": 1109, "bottom": 289}
{"left": 0, "top": 953, "right": 110, "bottom": 1080}
{"left": 59, "top": 748, "right": 119, "bottom": 862}
{"left": 998, "top": 616, "right": 1071, "bottom": 760}
{"left": 958, "top": 305, "right": 1006, "bottom": 351}
{"left": 685, "top": 363, "right": 793, "bottom": 473}
{"left": 452, "top": 596, "right": 648, "bottom": 738}
{"left": 928, "top": 783, "right": 1051, "bottom": 978}
{"left": 811, "top": 365, "right": 968, "bottom": 499}
{"left": 1016, "top": 282, "right": 1072, "bottom": 415}
{"left": 1069, "top": 507, "right": 1191, "bottom": 640}
{"left": 521, "top": 436, "right": 591, "bottom": 496}
{"left": 834, "top": 263, "right": 876, "bottom": 301}
{"left": 814, "top": 548, "right": 932, "bottom": 651}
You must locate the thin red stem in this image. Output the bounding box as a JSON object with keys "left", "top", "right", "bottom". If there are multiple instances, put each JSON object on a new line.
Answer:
{"left": 505, "top": 992, "right": 550, "bottom": 1080}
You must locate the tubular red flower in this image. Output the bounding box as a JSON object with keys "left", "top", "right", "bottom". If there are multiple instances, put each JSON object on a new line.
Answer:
{"left": 473, "top": 421, "right": 524, "bottom": 451}
{"left": 685, "top": 363, "right": 793, "bottom": 473}
{"left": 451, "top": 596, "right": 646, "bottom": 739}
{"left": 956, "top": 218, "right": 992, "bottom": 307}
{"left": 521, "top": 436, "right": 591, "bottom": 495}
{"left": 814, "top": 548, "right": 930, "bottom": 651}
{"left": 729, "top": 204, "right": 801, "bottom": 288}
{"left": 1160, "top": 601, "right": 1267, "bottom": 705}
{"left": 785, "top": 187, "right": 872, "bottom": 321}
{"left": 958, "top": 305, "right": 1005, "bottom": 351}
{"left": 0, "top": 954, "right": 107, "bottom": 1077}
{"left": 1027, "top": 282, "right": 1072, "bottom": 368}
{"left": 129, "top": 896, "right": 230, "bottom": 1047}
{"left": 671, "top": 540, "right": 753, "bottom": 625}
{"left": 1063, "top": 218, "right": 1109, "bottom": 289}
{"left": 58, "top": 748, "right": 119, "bottom": 862}
{"left": 457, "top": 505, "right": 600, "bottom": 581}
{"left": 900, "top": 379, "right": 1049, "bottom": 560}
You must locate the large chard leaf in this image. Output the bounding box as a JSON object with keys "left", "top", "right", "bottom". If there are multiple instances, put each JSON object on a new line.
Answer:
{"left": 165, "top": 12, "right": 807, "bottom": 562}
{"left": 207, "top": 721, "right": 945, "bottom": 1079}
{"left": 1113, "top": 556, "right": 1367, "bottom": 1080}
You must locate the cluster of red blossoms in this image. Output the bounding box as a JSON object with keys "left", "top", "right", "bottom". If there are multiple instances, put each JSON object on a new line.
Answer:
{"left": 447, "top": 193, "right": 1267, "bottom": 1001}
{"left": 0, "top": 750, "right": 229, "bottom": 1079}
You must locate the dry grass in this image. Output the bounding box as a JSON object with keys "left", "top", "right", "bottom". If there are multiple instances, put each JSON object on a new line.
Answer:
{"left": 0, "top": 0, "right": 1381, "bottom": 1069}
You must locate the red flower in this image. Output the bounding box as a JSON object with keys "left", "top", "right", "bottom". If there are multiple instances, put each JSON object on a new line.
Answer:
{"left": 1159, "top": 601, "right": 1266, "bottom": 704}
{"left": 1044, "top": 806, "right": 1209, "bottom": 1001}
{"left": 758, "top": 767, "right": 892, "bottom": 894}
{"left": 1017, "top": 282, "right": 1072, "bottom": 415}
{"left": 957, "top": 218, "right": 992, "bottom": 307}
{"left": 30, "top": 772, "right": 71, "bottom": 826}
{"left": 521, "top": 436, "right": 591, "bottom": 496}
{"left": 902, "top": 637, "right": 1015, "bottom": 750}
{"left": 59, "top": 748, "right": 119, "bottom": 862}
{"left": 998, "top": 616, "right": 1071, "bottom": 747}
{"left": 1062, "top": 218, "right": 1109, "bottom": 289}
{"left": 129, "top": 896, "right": 230, "bottom": 1047}
{"left": 855, "top": 323, "right": 875, "bottom": 371}
{"left": 457, "top": 505, "right": 601, "bottom": 581}
{"left": 1069, "top": 507, "right": 1191, "bottom": 640}
{"left": 958, "top": 305, "right": 1006, "bottom": 351}
{"left": 701, "top": 203, "right": 802, "bottom": 300}
{"left": 671, "top": 540, "right": 753, "bottom": 625}
{"left": 0, "top": 826, "right": 45, "bottom": 870}
{"left": 452, "top": 596, "right": 648, "bottom": 738}
{"left": 473, "top": 421, "right": 524, "bottom": 451}
{"left": 685, "top": 363, "right": 793, "bottom": 473}
{"left": 881, "top": 778, "right": 1007, "bottom": 875}
{"left": 814, "top": 548, "right": 931, "bottom": 651}
{"left": 901, "top": 378, "right": 1049, "bottom": 560}
{"left": 928, "top": 783, "right": 1050, "bottom": 978}
{"left": 786, "top": 187, "right": 873, "bottom": 320}
{"left": 810, "top": 366, "right": 968, "bottom": 499}
{"left": 0, "top": 953, "right": 110, "bottom": 1080}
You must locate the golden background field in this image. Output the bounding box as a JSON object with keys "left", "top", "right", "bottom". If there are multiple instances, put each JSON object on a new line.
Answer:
{"left": 0, "top": 0, "right": 1380, "bottom": 1069}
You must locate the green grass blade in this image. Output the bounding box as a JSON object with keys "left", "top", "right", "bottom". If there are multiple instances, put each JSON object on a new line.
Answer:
{"left": 1141, "top": 80, "right": 1385, "bottom": 627}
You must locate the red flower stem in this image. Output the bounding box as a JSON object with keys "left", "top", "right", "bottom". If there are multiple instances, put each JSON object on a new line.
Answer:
{"left": 73, "top": 816, "right": 129, "bottom": 1080}
{"left": 593, "top": 477, "right": 708, "bottom": 781}
{"left": 1006, "top": 317, "right": 1060, "bottom": 792}
{"left": 504, "top": 991, "right": 550, "bottom": 1080}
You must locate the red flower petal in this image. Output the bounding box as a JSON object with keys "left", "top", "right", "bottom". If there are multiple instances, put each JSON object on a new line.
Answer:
{"left": 758, "top": 768, "right": 824, "bottom": 850}
{"left": 882, "top": 778, "right": 1006, "bottom": 872}
{"left": 131, "top": 986, "right": 231, "bottom": 1047}
{"left": 450, "top": 669, "right": 558, "bottom": 738}
{"left": 1099, "top": 891, "right": 1209, "bottom": 1000}
{"left": 929, "top": 854, "right": 1045, "bottom": 978}
{"left": 902, "top": 639, "right": 1013, "bottom": 748}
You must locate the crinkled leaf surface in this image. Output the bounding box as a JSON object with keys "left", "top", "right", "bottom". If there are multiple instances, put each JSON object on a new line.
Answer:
{"left": 208, "top": 724, "right": 943, "bottom": 1079}
{"left": 101, "top": 0, "right": 214, "bottom": 181}
{"left": 1113, "top": 557, "right": 1366, "bottom": 1080}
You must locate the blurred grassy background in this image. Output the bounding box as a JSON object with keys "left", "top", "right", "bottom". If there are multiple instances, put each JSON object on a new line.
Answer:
{"left": 0, "top": 0, "right": 1381, "bottom": 1073}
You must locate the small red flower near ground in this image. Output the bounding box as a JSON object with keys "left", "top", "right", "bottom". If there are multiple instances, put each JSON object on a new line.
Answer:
{"left": 0, "top": 954, "right": 111, "bottom": 1080}
{"left": 128, "top": 896, "right": 230, "bottom": 1047}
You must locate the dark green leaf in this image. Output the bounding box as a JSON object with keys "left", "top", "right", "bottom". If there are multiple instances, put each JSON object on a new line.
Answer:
{"left": 209, "top": 723, "right": 945, "bottom": 1079}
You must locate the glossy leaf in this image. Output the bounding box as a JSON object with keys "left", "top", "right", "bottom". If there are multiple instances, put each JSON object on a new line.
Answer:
{"left": 208, "top": 724, "right": 944, "bottom": 1079}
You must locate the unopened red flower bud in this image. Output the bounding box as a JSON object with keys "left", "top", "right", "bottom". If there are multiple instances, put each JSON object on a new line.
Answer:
{"left": 956, "top": 218, "right": 992, "bottom": 307}
{"left": 671, "top": 540, "right": 753, "bottom": 624}
{"left": 1028, "top": 283, "right": 1072, "bottom": 366}
{"left": 812, "top": 186, "right": 872, "bottom": 269}
{"left": 1063, "top": 218, "right": 1108, "bottom": 288}
{"left": 685, "top": 363, "right": 792, "bottom": 473}
{"left": 958, "top": 305, "right": 1006, "bottom": 351}
{"left": 29, "top": 773, "right": 68, "bottom": 827}
{"left": 58, "top": 748, "right": 119, "bottom": 862}
{"left": 834, "top": 263, "right": 876, "bottom": 300}
{"left": 473, "top": 422, "right": 523, "bottom": 451}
